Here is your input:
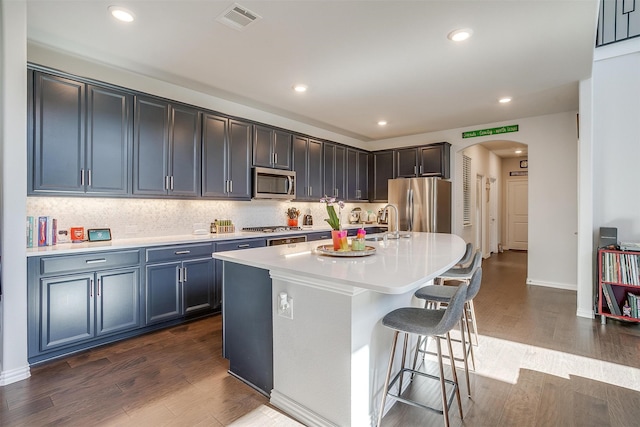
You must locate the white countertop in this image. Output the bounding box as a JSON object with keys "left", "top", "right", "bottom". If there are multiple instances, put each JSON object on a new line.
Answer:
{"left": 25, "top": 223, "right": 387, "bottom": 257}
{"left": 212, "top": 232, "right": 465, "bottom": 294}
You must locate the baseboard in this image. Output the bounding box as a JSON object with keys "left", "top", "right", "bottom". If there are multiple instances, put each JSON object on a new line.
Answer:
{"left": 526, "top": 278, "right": 577, "bottom": 291}
{"left": 576, "top": 307, "right": 595, "bottom": 319}
{"left": 0, "top": 365, "right": 30, "bottom": 386}
{"left": 270, "top": 390, "right": 338, "bottom": 427}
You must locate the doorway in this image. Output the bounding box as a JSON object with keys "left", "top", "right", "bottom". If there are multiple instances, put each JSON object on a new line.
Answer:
{"left": 476, "top": 174, "right": 484, "bottom": 255}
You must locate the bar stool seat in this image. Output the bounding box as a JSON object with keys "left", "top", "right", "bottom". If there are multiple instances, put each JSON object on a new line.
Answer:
{"left": 377, "top": 284, "right": 468, "bottom": 427}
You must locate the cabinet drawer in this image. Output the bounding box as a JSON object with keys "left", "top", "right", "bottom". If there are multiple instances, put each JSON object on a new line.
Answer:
{"left": 40, "top": 250, "right": 140, "bottom": 275}
{"left": 215, "top": 238, "right": 266, "bottom": 252}
{"left": 146, "top": 243, "right": 214, "bottom": 263}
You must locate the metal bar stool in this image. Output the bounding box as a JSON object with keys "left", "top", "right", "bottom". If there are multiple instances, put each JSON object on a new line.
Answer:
{"left": 413, "top": 267, "right": 483, "bottom": 397}
{"left": 377, "top": 284, "right": 468, "bottom": 427}
{"left": 436, "top": 250, "right": 482, "bottom": 346}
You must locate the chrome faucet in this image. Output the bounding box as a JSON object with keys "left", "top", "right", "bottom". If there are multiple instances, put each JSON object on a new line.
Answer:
{"left": 382, "top": 204, "right": 399, "bottom": 239}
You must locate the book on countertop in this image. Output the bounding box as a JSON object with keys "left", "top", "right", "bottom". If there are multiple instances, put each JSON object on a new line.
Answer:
{"left": 26, "top": 216, "right": 34, "bottom": 248}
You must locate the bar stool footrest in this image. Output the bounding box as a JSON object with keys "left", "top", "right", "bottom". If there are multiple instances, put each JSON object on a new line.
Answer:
{"left": 386, "top": 367, "right": 458, "bottom": 416}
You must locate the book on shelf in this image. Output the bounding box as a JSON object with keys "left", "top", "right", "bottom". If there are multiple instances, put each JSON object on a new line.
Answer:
{"left": 602, "top": 283, "right": 621, "bottom": 316}
{"left": 26, "top": 216, "right": 34, "bottom": 248}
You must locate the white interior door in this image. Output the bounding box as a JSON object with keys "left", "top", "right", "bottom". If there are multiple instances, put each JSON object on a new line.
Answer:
{"left": 489, "top": 177, "right": 498, "bottom": 253}
{"left": 506, "top": 179, "right": 528, "bottom": 250}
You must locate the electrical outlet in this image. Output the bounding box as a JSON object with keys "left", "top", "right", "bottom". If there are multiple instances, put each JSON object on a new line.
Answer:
{"left": 277, "top": 292, "right": 293, "bottom": 319}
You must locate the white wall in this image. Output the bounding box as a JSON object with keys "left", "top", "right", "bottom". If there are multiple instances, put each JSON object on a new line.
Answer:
{"left": 371, "top": 112, "right": 579, "bottom": 291}
{"left": 0, "top": 0, "right": 30, "bottom": 385}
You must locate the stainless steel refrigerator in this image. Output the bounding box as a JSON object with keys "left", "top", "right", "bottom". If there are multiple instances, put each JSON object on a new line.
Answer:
{"left": 388, "top": 177, "right": 452, "bottom": 233}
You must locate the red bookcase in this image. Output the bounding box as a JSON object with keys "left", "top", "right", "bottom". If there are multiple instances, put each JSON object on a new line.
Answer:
{"left": 598, "top": 248, "right": 640, "bottom": 324}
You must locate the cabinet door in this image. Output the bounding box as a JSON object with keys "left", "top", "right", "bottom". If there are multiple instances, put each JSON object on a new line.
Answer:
{"left": 253, "top": 125, "right": 273, "bottom": 168}
{"left": 32, "top": 72, "right": 85, "bottom": 193}
{"left": 273, "top": 129, "right": 292, "bottom": 169}
{"left": 145, "top": 262, "right": 181, "bottom": 324}
{"left": 169, "top": 105, "right": 201, "bottom": 196}
{"left": 202, "top": 113, "right": 228, "bottom": 198}
{"left": 372, "top": 151, "right": 395, "bottom": 202}
{"left": 346, "top": 149, "right": 358, "bottom": 201}
{"left": 335, "top": 145, "right": 346, "bottom": 199}
{"left": 307, "top": 139, "right": 323, "bottom": 200}
{"left": 133, "top": 96, "right": 170, "bottom": 195}
{"left": 323, "top": 143, "right": 336, "bottom": 198}
{"left": 183, "top": 258, "right": 215, "bottom": 314}
{"left": 358, "top": 151, "right": 369, "bottom": 200}
{"left": 86, "top": 85, "right": 132, "bottom": 195}
{"left": 227, "top": 119, "right": 252, "bottom": 200}
{"left": 396, "top": 148, "right": 418, "bottom": 178}
{"left": 40, "top": 274, "right": 94, "bottom": 351}
{"left": 292, "top": 135, "right": 309, "bottom": 199}
{"left": 96, "top": 268, "right": 140, "bottom": 336}
{"left": 419, "top": 143, "right": 450, "bottom": 179}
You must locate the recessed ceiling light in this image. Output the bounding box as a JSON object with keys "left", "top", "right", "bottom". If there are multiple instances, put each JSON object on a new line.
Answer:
{"left": 447, "top": 28, "right": 473, "bottom": 42}
{"left": 108, "top": 6, "right": 135, "bottom": 22}
{"left": 515, "top": 149, "right": 523, "bottom": 154}
{"left": 499, "top": 97, "right": 512, "bottom": 104}
{"left": 378, "top": 120, "right": 387, "bottom": 126}
{"left": 293, "top": 84, "right": 308, "bottom": 93}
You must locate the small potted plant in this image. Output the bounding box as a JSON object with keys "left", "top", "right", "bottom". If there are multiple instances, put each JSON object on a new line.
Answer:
{"left": 286, "top": 207, "right": 300, "bottom": 226}
{"left": 320, "top": 196, "right": 347, "bottom": 250}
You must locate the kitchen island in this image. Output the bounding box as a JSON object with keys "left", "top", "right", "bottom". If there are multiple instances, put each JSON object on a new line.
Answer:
{"left": 213, "top": 232, "right": 465, "bottom": 427}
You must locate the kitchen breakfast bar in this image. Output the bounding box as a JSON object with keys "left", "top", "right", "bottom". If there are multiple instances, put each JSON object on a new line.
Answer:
{"left": 213, "top": 232, "right": 465, "bottom": 427}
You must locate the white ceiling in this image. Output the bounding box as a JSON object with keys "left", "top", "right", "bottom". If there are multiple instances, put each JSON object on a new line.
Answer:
{"left": 26, "top": 0, "right": 598, "bottom": 144}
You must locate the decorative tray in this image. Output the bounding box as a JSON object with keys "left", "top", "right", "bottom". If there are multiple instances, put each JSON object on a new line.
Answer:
{"left": 316, "top": 245, "right": 377, "bottom": 257}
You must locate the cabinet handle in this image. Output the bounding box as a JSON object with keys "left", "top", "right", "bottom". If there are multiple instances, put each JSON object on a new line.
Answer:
{"left": 177, "top": 266, "right": 182, "bottom": 283}
{"left": 88, "top": 169, "right": 92, "bottom": 187}
{"left": 175, "top": 250, "right": 191, "bottom": 255}
{"left": 237, "top": 244, "right": 250, "bottom": 248}
{"left": 164, "top": 176, "right": 169, "bottom": 190}
{"left": 97, "top": 278, "right": 101, "bottom": 296}
{"left": 183, "top": 267, "right": 187, "bottom": 282}
{"left": 319, "top": 235, "right": 330, "bottom": 239}
{"left": 170, "top": 175, "right": 174, "bottom": 190}
{"left": 309, "top": 186, "right": 312, "bottom": 196}
{"left": 86, "top": 259, "right": 107, "bottom": 264}
{"left": 419, "top": 165, "right": 423, "bottom": 175}
{"left": 274, "top": 153, "right": 278, "bottom": 165}
{"left": 414, "top": 165, "right": 417, "bottom": 175}
{"left": 90, "top": 279, "right": 94, "bottom": 298}
{"left": 80, "top": 169, "right": 85, "bottom": 186}
{"left": 229, "top": 180, "right": 233, "bottom": 193}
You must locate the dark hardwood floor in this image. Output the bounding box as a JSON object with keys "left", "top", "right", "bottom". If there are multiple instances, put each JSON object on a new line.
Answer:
{"left": 2, "top": 250, "right": 639, "bottom": 426}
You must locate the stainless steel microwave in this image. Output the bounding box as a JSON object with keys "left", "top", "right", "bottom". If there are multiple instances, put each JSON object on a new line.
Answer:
{"left": 252, "top": 167, "right": 296, "bottom": 200}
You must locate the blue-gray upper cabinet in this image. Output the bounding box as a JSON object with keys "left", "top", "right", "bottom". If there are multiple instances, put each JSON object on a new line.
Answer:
{"left": 133, "top": 96, "right": 201, "bottom": 197}
{"left": 346, "top": 148, "right": 369, "bottom": 202}
{"left": 30, "top": 71, "right": 133, "bottom": 195}
{"left": 292, "top": 135, "right": 323, "bottom": 201}
{"left": 202, "top": 113, "right": 252, "bottom": 200}
{"left": 371, "top": 150, "right": 395, "bottom": 202}
{"left": 396, "top": 142, "right": 450, "bottom": 179}
{"left": 253, "top": 124, "right": 292, "bottom": 170}
{"left": 323, "top": 142, "right": 346, "bottom": 199}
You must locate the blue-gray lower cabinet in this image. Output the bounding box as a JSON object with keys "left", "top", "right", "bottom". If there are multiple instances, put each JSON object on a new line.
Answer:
{"left": 145, "top": 242, "right": 216, "bottom": 324}
{"left": 28, "top": 250, "right": 142, "bottom": 363}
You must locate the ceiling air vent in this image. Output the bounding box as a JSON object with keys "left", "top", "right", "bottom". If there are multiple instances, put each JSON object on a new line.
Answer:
{"left": 216, "top": 3, "right": 262, "bottom": 31}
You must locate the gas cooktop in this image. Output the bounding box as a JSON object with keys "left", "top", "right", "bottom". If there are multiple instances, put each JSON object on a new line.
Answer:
{"left": 242, "top": 226, "right": 303, "bottom": 233}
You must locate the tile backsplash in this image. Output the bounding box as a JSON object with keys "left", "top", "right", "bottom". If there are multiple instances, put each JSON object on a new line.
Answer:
{"left": 27, "top": 197, "right": 383, "bottom": 240}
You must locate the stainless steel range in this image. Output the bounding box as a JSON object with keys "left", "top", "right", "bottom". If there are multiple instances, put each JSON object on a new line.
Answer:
{"left": 242, "top": 226, "right": 306, "bottom": 246}
{"left": 242, "top": 226, "right": 303, "bottom": 233}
